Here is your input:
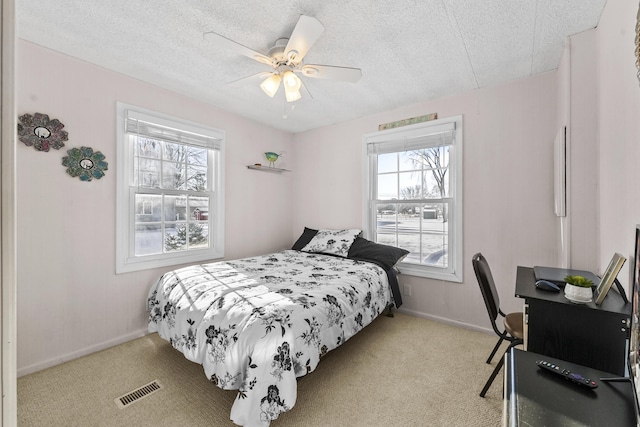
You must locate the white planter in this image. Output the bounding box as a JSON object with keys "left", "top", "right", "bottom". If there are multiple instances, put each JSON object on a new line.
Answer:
{"left": 564, "top": 283, "right": 593, "bottom": 303}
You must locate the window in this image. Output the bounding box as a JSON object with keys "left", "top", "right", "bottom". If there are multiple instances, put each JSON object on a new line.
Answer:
{"left": 362, "top": 115, "right": 462, "bottom": 282}
{"left": 116, "top": 103, "right": 224, "bottom": 273}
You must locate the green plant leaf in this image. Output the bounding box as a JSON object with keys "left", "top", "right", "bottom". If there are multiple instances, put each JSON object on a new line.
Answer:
{"left": 564, "top": 275, "right": 594, "bottom": 288}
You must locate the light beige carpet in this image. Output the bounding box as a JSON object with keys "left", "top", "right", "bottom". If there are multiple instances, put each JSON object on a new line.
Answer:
{"left": 18, "top": 312, "right": 506, "bottom": 426}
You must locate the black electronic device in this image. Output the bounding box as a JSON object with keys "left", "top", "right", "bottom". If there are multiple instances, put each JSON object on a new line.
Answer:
{"left": 603, "top": 225, "right": 640, "bottom": 422}
{"left": 535, "top": 279, "right": 560, "bottom": 292}
{"left": 536, "top": 359, "right": 598, "bottom": 388}
{"left": 533, "top": 266, "right": 600, "bottom": 287}
{"left": 626, "top": 225, "right": 640, "bottom": 423}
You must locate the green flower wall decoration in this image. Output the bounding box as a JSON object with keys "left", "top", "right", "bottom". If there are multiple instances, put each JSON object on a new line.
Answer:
{"left": 62, "top": 146, "right": 108, "bottom": 181}
{"left": 17, "top": 112, "right": 68, "bottom": 152}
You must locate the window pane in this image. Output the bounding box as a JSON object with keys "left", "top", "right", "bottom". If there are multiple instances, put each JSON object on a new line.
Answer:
{"left": 398, "top": 201, "right": 420, "bottom": 217}
{"left": 377, "top": 174, "right": 397, "bottom": 200}
{"left": 397, "top": 233, "right": 421, "bottom": 264}
{"left": 164, "top": 223, "right": 187, "bottom": 252}
{"left": 137, "top": 137, "right": 161, "bottom": 158}
{"left": 187, "top": 165, "right": 208, "bottom": 191}
{"left": 188, "top": 146, "right": 208, "bottom": 166}
{"left": 399, "top": 172, "right": 421, "bottom": 200}
{"left": 378, "top": 153, "right": 397, "bottom": 173}
{"left": 376, "top": 202, "right": 397, "bottom": 221}
{"left": 377, "top": 232, "right": 398, "bottom": 247}
{"left": 137, "top": 158, "right": 161, "bottom": 188}
{"left": 164, "top": 222, "right": 208, "bottom": 251}
{"left": 189, "top": 197, "right": 210, "bottom": 249}
{"left": 417, "top": 147, "right": 449, "bottom": 169}
{"left": 163, "top": 142, "right": 186, "bottom": 162}
{"left": 189, "top": 196, "right": 209, "bottom": 220}
{"left": 188, "top": 222, "right": 209, "bottom": 249}
{"left": 162, "top": 161, "right": 185, "bottom": 189}
{"left": 421, "top": 202, "right": 448, "bottom": 268}
{"left": 164, "top": 195, "right": 187, "bottom": 221}
{"left": 424, "top": 169, "right": 449, "bottom": 198}
{"left": 135, "top": 223, "right": 162, "bottom": 256}
{"left": 399, "top": 151, "right": 421, "bottom": 171}
{"left": 135, "top": 194, "right": 161, "bottom": 221}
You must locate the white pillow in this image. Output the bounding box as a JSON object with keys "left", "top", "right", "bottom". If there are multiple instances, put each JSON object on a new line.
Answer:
{"left": 300, "top": 229, "right": 361, "bottom": 258}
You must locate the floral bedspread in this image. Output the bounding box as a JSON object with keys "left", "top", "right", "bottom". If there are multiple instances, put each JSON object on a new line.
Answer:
{"left": 147, "top": 250, "right": 391, "bottom": 427}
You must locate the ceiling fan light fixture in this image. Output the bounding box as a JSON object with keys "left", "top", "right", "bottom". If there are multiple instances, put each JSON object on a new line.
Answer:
{"left": 282, "top": 71, "right": 302, "bottom": 102}
{"left": 285, "top": 87, "right": 302, "bottom": 102}
{"left": 283, "top": 71, "right": 302, "bottom": 91}
{"left": 260, "top": 74, "right": 282, "bottom": 97}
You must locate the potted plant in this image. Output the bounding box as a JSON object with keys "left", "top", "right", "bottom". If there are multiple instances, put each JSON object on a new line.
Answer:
{"left": 564, "top": 275, "right": 594, "bottom": 303}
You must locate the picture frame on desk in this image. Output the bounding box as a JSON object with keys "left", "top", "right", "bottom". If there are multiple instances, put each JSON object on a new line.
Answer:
{"left": 594, "top": 253, "right": 627, "bottom": 305}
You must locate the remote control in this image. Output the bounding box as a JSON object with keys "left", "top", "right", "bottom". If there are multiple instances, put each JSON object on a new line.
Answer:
{"left": 536, "top": 360, "right": 598, "bottom": 389}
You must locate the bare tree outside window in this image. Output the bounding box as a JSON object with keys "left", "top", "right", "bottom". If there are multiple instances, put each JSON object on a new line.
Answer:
{"left": 137, "top": 138, "right": 209, "bottom": 191}
{"left": 400, "top": 184, "right": 421, "bottom": 215}
{"left": 406, "top": 147, "right": 449, "bottom": 221}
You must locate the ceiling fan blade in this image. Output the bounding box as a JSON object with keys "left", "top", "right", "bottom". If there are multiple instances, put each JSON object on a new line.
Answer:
{"left": 300, "top": 64, "right": 362, "bottom": 82}
{"left": 227, "top": 72, "right": 272, "bottom": 88}
{"left": 203, "top": 31, "right": 272, "bottom": 65}
{"left": 284, "top": 15, "right": 325, "bottom": 63}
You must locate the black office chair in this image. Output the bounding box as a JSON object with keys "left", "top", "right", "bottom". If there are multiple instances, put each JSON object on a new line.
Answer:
{"left": 472, "top": 252, "right": 524, "bottom": 397}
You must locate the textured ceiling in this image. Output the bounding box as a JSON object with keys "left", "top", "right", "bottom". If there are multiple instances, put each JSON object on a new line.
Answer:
{"left": 17, "top": 0, "right": 607, "bottom": 133}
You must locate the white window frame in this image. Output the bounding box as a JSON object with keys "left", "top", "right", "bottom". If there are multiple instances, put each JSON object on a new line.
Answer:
{"left": 362, "top": 115, "right": 463, "bottom": 282}
{"left": 115, "top": 102, "right": 225, "bottom": 273}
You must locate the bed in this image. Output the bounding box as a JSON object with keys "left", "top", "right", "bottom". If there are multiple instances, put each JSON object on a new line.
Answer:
{"left": 147, "top": 228, "right": 408, "bottom": 426}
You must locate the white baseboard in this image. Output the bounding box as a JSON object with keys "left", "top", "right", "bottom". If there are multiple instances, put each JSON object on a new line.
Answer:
{"left": 397, "top": 307, "right": 494, "bottom": 336}
{"left": 18, "top": 328, "right": 149, "bottom": 378}
{"left": 18, "top": 311, "right": 491, "bottom": 377}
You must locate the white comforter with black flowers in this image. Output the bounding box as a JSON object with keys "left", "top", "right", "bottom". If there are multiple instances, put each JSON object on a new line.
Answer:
{"left": 147, "top": 250, "right": 392, "bottom": 427}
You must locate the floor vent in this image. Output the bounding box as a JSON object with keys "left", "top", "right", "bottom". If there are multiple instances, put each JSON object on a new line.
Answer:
{"left": 115, "top": 380, "right": 162, "bottom": 408}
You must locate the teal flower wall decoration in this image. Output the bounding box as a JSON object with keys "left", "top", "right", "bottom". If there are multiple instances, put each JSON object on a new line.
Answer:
{"left": 62, "top": 146, "right": 108, "bottom": 181}
{"left": 17, "top": 112, "right": 68, "bottom": 152}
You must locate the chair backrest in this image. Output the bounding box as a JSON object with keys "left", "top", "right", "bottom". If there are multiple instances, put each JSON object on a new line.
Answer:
{"left": 472, "top": 253, "right": 501, "bottom": 329}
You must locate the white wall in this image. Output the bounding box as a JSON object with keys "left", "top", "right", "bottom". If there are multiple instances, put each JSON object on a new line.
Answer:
{"left": 568, "top": 29, "right": 599, "bottom": 271}
{"left": 596, "top": 0, "right": 640, "bottom": 290}
{"left": 555, "top": 29, "right": 600, "bottom": 272}
{"left": 16, "top": 40, "right": 295, "bottom": 375}
{"left": 17, "top": 0, "right": 640, "bottom": 375}
{"left": 292, "top": 73, "right": 560, "bottom": 331}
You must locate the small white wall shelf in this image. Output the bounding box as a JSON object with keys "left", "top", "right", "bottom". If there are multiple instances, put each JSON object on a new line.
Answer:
{"left": 246, "top": 165, "right": 291, "bottom": 173}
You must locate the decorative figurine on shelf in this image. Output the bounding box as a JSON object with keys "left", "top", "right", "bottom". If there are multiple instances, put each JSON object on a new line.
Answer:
{"left": 265, "top": 151, "right": 283, "bottom": 168}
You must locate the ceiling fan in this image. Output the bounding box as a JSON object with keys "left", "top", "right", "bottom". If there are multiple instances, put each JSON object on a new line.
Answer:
{"left": 204, "top": 15, "right": 362, "bottom": 103}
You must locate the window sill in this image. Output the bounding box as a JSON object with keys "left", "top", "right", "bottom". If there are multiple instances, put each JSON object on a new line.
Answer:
{"left": 397, "top": 262, "right": 462, "bottom": 283}
{"left": 116, "top": 250, "right": 224, "bottom": 274}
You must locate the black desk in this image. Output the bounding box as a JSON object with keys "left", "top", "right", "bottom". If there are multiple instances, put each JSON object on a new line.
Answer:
{"left": 515, "top": 266, "right": 631, "bottom": 375}
{"left": 505, "top": 348, "right": 637, "bottom": 426}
